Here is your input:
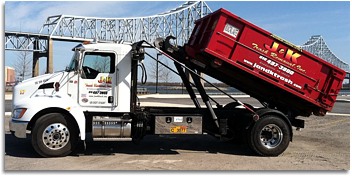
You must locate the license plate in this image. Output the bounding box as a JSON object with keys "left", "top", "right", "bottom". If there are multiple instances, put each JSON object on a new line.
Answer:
{"left": 170, "top": 126, "right": 187, "bottom": 133}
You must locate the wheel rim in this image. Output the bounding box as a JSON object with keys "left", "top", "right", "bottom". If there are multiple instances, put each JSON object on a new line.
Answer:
{"left": 42, "top": 123, "right": 70, "bottom": 150}
{"left": 259, "top": 124, "right": 283, "bottom": 149}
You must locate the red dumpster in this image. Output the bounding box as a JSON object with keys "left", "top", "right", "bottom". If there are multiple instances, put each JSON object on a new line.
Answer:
{"left": 185, "top": 8, "right": 346, "bottom": 116}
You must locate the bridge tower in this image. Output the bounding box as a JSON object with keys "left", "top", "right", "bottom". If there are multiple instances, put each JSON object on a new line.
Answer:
{"left": 300, "top": 35, "right": 349, "bottom": 72}
{"left": 300, "top": 35, "right": 350, "bottom": 87}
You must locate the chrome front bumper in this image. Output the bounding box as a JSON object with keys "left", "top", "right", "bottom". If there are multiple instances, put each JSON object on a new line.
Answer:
{"left": 9, "top": 120, "right": 29, "bottom": 138}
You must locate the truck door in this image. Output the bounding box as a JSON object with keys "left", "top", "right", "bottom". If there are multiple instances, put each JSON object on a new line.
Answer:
{"left": 78, "top": 51, "right": 117, "bottom": 108}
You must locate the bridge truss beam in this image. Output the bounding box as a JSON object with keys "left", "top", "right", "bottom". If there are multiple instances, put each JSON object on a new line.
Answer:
{"left": 5, "top": 31, "right": 50, "bottom": 52}
{"left": 39, "top": 1, "right": 212, "bottom": 45}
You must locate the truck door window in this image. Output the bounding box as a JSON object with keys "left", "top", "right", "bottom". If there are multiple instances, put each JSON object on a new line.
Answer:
{"left": 81, "top": 52, "right": 115, "bottom": 79}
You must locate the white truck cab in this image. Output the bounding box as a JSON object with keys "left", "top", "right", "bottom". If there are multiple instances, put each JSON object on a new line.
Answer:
{"left": 10, "top": 42, "right": 134, "bottom": 157}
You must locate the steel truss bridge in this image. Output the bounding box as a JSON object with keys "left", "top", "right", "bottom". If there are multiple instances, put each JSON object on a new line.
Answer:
{"left": 5, "top": 1, "right": 212, "bottom": 76}
{"left": 5, "top": 1, "right": 350, "bottom": 80}
{"left": 300, "top": 35, "right": 349, "bottom": 72}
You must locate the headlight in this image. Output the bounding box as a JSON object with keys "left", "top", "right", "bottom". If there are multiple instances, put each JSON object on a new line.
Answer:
{"left": 12, "top": 108, "right": 27, "bottom": 119}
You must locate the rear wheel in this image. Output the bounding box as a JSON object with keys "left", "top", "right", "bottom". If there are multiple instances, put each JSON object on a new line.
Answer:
{"left": 248, "top": 115, "right": 290, "bottom": 156}
{"left": 31, "top": 113, "right": 78, "bottom": 157}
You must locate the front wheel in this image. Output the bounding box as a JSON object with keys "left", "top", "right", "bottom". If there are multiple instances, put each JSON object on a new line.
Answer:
{"left": 31, "top": 113, "right": 78, "bottom": 157}
{"left": 248, "top": 115, "right": 290, "bottom": 156}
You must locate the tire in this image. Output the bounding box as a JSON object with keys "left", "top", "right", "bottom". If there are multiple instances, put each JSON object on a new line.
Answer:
{"left": 31, "top": 113, "right": 78, "bottom": 157}
{"left": 248, "top": 115, "right": 290, "bottom": 156}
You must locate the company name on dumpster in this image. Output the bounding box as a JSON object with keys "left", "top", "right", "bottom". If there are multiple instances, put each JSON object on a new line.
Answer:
{"left": 252, "top": 42, "right": 306, "bottom": 73}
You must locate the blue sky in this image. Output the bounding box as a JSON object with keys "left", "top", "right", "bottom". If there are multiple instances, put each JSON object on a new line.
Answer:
{"left": 3, "top": 1, "right": 350, "bottom": 80}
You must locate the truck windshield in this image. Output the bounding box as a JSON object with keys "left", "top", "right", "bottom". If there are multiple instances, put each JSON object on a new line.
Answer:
{"left": 66, "top": 51, "right": 80, "bottom": 72}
